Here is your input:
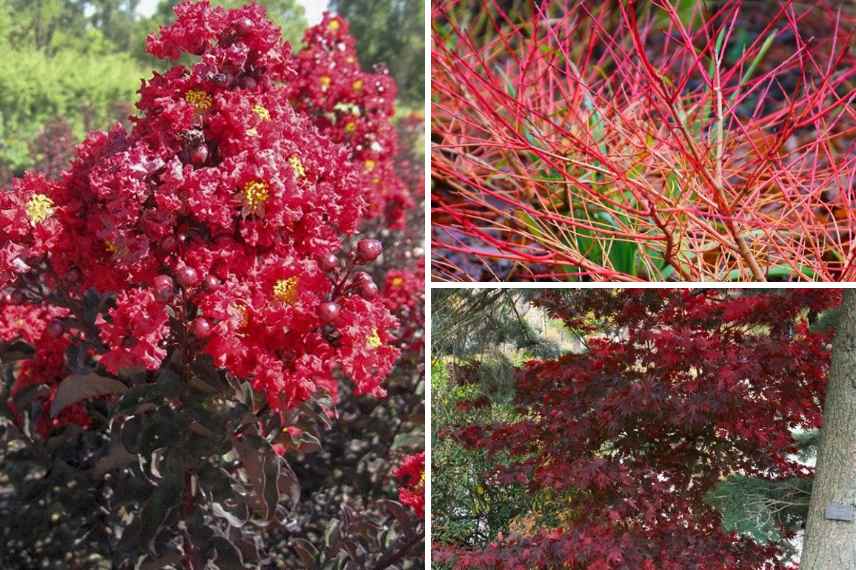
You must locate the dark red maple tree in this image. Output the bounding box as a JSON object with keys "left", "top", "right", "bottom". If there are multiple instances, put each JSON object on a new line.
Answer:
{"left": 434, "top": 289, "right": 839, "bottom": 569}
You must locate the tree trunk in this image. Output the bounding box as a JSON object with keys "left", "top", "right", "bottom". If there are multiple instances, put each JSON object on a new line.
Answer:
{"left": 801, "top": 289, "right": 856, "bottom": 568}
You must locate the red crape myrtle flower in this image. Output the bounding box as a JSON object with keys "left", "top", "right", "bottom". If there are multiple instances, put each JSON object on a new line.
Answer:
{"left": 288, "top": 13, "right": 414, "bottom": 229}
{"left": 382, "top": 258, "right": 425, "bottom": 354}
{"left": 6, "top": 332, "right": 90, "bottom": 439}
{"left": 99, "top": 288, "right": 169, "bottom": 374}
{"left": 394, "top": 451, "right": 425, "bottom": 518}
{"left": 0, "top": 0, "right": 418, "bottom": 432}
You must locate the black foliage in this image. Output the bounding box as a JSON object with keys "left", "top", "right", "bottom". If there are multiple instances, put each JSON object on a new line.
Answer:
{"left": 0, "top": 288, "right": 424, "bottom": 569}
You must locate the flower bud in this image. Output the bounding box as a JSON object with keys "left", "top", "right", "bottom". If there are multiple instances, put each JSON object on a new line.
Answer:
{"left": 203, "top": 275, "right": 221, "bottom": 290}
{"left": 359, "top": 280, "right": 379, "bottom": 300}
{"left": 192, "top": 317, "right": 212, "bottom": 338}
{"left": 318, "top": 253, "right": 338, "bottom": 272}
{"left": 356, "top": 239, "right": 382, "bottom": 263}
{"left": 190, "top": 145, "right": 208, "bottom": 167}
{"left": 161, "top": 236, "right": 178, "bottom": 253}
{"left": 353, "top": 271, "right": 372, "bottom": 285}
{"left": 47, "top": 320, "right": 64, "bottom": 338}
{"left": 153, "top": 275, "right": 175, "bottom": 303}
{"left": 318, "top": 302, "right": 340, "bottom": 323}
{"left": 176, "top": 266, "right": 199, "bottom": 288}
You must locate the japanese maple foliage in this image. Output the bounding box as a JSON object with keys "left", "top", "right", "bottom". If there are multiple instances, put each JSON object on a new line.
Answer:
{"left": 435, "top": 289, "right": 838, "bottom": 569}
{"left": 0, "top": 1, "right": 422, "bottom": 567}
{"left": 432, "top": 0, "right": 856, "bottom": 281}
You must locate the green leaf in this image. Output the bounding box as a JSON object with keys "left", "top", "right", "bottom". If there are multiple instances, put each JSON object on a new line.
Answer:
{"left": 138, "top": 408, "right": 183, "bottom": 456}
{"left": 392, "top": 429, "right": 425, "bottom": 451}
{"left": 92, "top": 441, "right": 136, "bottom": 477}
{"left": 136, "top": 551, "right": 183, "bottom": 570}
{"left": 211, "top": 502, "right": 248, "bottom": 529}
{"left": 12, "top": 383, "right": 50, "bottom": 412}
{"left": 658, "top": 264, "right": 677, "bottom": 280}
{"left": 708, "top": 27, "right": 727, "bottom": 80}
{"left": 515, "top": 209, "right": 545, "bottom": 241}
{"left": 765, "top": 264, "right": 815, "bottom": 280}
{"left": 141, "top": 477, "right": 184, "bottom": 552}
{"left": 739, "top": 30, "right": 777, "bottom": 87}
{"left": 723, "top": 264, "right": 815, "bottom": 281}
{"left": 296, "top": 431, "right": 322, "bottom": 454}
{"left": 116, "top": 369, "right": 182, "bottom": 414}
{"left": 120, "top": 415, "right": 144, "bottom": 454}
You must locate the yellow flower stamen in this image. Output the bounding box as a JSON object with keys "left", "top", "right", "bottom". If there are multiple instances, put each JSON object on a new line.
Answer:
{"left": 185, "top": 89, "right": 213, "bottom": 113}
{"left": 288, "top": 156, "right": 305, "bottom": 179}
{"left": 352, "top": 79, "right": 364, "bottom": 92}
{"left": 273, "top": 276, "right": 299, "bottom": 304}
{"left": 242, "top": 180, "right": 269, "bottom": 212}
{"left": 364, "top": 160, "right": 376, "bottom": 172}
{"left": 319, "top": 76, "right": 331, "bottom": 91}
{"left": 253, "top": 104, "right": 270, "bottom": 121}
{"left": 104, "top": 240, "right": 118, "bottom": 254}
{"left": 390, "top": 276, "right": 404, "bottom": 288}
{"left": 367, "top": 328, "right": 382, "bottom": 349}
{"left": 25, "top": 194, "right": 54, "bottom": 225}
{"left": 327, "top": 19, "right": 340, "bottom": 32}
{"left": 344, "top": 122, "right": 357, "bottom": 134}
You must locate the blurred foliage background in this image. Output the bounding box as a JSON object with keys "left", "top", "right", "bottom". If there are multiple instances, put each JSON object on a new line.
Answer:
{"left": 431, "top": 290, "right": 580, "bottom": 550}
{"left": 330, "top": 0, "right": 425, "bottom": 105}
{"left": 0, "top": 0, "right": 424, "bottom": 184}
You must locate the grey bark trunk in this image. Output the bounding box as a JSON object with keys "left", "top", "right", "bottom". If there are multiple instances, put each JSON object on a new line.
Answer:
{"left": 801, "top": 289, "right": 856, "bottom": 568}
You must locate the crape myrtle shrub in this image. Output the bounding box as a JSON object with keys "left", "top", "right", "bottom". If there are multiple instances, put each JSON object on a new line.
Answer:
{"left": 0, "top": 1, "right": 423, "bottom": 568}
{"left": 434, "top": 289, "right": 838, "bottom": 570}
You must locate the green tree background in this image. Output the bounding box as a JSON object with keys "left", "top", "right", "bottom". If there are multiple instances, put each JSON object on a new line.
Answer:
{"left": 0, "top": 0, "right": 422, "bottom": 183}
{"left": 329, "top": 0, "right": 424, "bottom": 105}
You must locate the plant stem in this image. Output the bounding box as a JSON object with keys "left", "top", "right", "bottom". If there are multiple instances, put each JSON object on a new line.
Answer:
{"left": 714, "top": 38, "right": 765, "bottom": 282}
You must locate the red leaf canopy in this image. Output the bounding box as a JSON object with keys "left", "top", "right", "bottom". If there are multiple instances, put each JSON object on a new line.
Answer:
{"left": 440, "top": 289, "right": 838, "bottom": 569}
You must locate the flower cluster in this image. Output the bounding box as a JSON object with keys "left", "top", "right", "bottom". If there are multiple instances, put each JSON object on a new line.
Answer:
{"left": 0, "top": 1, "right": 420, "bottom": 432}
{"left": 382, "top": 258, "right": 425, "bottom": 353}
{"left": 0, "top": 298, "right": 81, "bottom": 438}
{"left": 394, "top": 451, "right": 425, "bottom": 517}
{"left": 99, "top": 288, "right": 170, "bottom": 374}
{"left": 287, "top": 13, "right": 414, "bottom": 229}
{"left": 0, "top": 300, "right": 67, "bottom": 344}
